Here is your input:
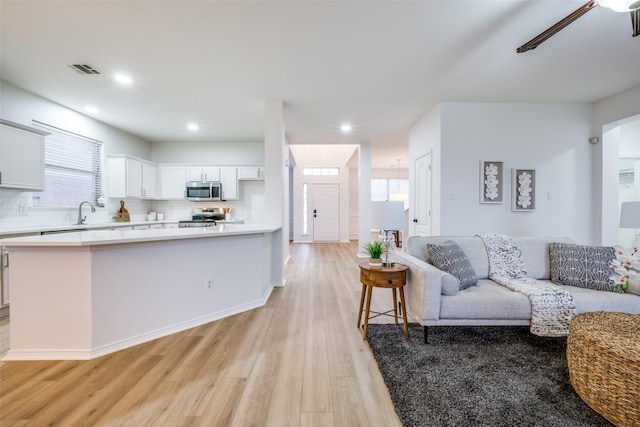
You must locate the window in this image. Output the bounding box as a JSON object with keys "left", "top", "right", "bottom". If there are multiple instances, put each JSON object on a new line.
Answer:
{"left": 32, "top": 122, "right": 102, "bottom": 206}
{"left": 302, "top": 183, "right": 309, "bottom": 235}
{"left": 303, "top": 167, "right": 339, "bottom": 176}
{"left": 371, "top": 178, "right": 408, "bottom": 202}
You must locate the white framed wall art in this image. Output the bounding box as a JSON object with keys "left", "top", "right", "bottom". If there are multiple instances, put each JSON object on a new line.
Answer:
{"left": 512, "top": 169, "right": 536, "bottom": 211}
{"left": 479, "top": 161, "right": 503, "bottom": 204}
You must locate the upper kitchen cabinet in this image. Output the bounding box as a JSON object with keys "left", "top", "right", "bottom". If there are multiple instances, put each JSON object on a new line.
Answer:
{"left": 107, "top": 155, "right": 158, "bottom": 199}
{"left": 185, "top": 166, "right": 219, "bottom": 182}
{"left": 158, "top": 165, "right": 186, "bottom": 199}
{"left": 0, "top": 119, "right": 48, "bottom": 191}
{"left": 220, "top": 167, "right": 238, "bottom": 200}
{"left": 237, "top": 167, "right": 265, "bottom": 180}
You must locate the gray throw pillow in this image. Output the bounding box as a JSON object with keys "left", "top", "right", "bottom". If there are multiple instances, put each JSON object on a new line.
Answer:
{"left": 549, "top": 243, "right": 615, "bottom": 291}
{"left": 426, "top": 241, "right": 478, "bottom": 290}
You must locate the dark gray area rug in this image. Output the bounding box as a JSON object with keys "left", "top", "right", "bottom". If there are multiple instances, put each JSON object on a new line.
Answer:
{"left": 366, "top": 324, "right": 611, "bottom": 427}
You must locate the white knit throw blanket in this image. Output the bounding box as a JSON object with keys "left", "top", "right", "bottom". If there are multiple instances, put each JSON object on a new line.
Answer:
{"left": 476, "top": 233, "right": 576, "bottom": 337}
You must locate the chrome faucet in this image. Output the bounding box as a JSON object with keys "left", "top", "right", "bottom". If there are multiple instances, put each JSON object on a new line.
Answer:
{"left": 77, "top": 201, "right": 96, "bottom": 225}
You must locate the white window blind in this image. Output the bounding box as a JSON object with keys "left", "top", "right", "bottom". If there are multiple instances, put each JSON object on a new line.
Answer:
{"left": 32, "top": 122, "right": 102, "bottom": 206}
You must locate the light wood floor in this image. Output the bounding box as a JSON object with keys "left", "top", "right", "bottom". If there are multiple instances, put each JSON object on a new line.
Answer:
{"left": 0, "top": 241, "right": 403, "bottom": 426}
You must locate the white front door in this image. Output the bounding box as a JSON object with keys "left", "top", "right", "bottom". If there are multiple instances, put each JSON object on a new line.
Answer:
{"left": 313, "top": 183, "right": 340, "bottom": 242}
{"left": 414, "top": 153, "right": 432, "bottom": 236}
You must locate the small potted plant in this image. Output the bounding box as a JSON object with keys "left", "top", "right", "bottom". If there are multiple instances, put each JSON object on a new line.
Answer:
{"left": 364, "top": 241, "right": 385, "bottom": 267}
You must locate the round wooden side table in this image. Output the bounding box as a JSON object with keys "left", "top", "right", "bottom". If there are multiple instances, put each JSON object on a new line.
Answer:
{"left": 357, "top": 262, "right": 409, "bottom": 340}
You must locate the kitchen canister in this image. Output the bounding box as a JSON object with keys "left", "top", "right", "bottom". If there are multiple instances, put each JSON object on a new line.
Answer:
{"left": 157, "top": 213, "right": 164, "bottom": 221}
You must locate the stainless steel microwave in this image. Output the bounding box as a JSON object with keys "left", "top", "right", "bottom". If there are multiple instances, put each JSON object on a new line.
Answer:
{"left": 185, "top": 181, "right": 221, "bottom": 201}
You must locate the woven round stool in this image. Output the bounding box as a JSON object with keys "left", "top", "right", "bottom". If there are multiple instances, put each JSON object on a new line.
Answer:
{"left": 567, "top": 311, "right": 640, "bottom": 427}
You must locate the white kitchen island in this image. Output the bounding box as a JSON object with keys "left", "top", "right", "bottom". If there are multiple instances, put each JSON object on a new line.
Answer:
{"left": 1, "top": 224, "right": 283, "bottom": 360}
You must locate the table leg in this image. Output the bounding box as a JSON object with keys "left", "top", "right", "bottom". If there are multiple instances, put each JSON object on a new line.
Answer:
{"left": 357, "top": 283, "right": 367, "bottom": 328}
{"left": 362, "top": 285, "right": 373, "bottom": 340}
{"left": 392, "top": 288, "right": 398, "bottom": 324}
{"left": 399, "top": 286, "right": 409, "bottom": 337}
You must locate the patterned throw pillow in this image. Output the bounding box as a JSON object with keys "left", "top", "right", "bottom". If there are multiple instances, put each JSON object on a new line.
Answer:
{"left": 426, "top": 241, "right": 478, "bottom": 290}
{"left": 549, "top": 243, "right": 615, "bottom": 291}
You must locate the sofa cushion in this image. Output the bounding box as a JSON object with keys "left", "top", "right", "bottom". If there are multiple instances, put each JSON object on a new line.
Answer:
{"left": 549, "top": 243, "right": 615, "bottom": 291}
{"left": 516, "top": 236, "right": 574, "bottom": 279}
{"left": 441, "top": 274, "right": 462, "bottom": 296}
{"left": 410, "top": 236, "right": 490, "bottom": 278}
{"left": 628, "top": 279, "right": 640, "bottom": 296}
{"left": 426, "top": 241, "right": 477, "bottom": 290}
{"left": 557, "top": 283, "right": 640, "bottom": 314}
{"left": 440, "top": 279, "right": 532, "bottom": 320}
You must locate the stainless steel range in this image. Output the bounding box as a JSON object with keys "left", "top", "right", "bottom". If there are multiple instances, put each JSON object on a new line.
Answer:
{"left": 178, "top": 208, "right": 225, "bottom": 228}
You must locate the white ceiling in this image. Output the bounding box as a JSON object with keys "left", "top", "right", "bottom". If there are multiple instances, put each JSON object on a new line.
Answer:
{"left": 1, "top": 0, "right": 640, "bottom": 168}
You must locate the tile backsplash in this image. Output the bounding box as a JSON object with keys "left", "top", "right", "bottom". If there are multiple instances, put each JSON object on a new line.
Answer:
{"left": 0, "top": 180, "right": 264, "bottom": 231}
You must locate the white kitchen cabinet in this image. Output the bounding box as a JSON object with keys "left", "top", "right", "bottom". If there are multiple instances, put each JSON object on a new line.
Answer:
{"left": 141, "top": 162, "right": 158, "bottom": 198}
{"left": 107, "top": 156, "right": 158, "bottom": 199}
{"left": 0, "top": 119, "right": 48, "bottom": 191}
{"left": 185, "top": 166, "right": 219, "bottom": 182}
{"left": 220, "top": 167, "right": 238, "bottom": 200}
{"left": 159, "top": 166, "right": 187, "bottom": 199}
{"left": 237, "top": 166, "right": 265, "bottom": 180}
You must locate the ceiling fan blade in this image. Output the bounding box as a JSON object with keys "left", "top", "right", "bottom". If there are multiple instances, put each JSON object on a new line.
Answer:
{"left": 517, "top": 0, "right": 598, "bottom": 53}
{"left": 632, "top": 9, "right": 640, "bottom": 37}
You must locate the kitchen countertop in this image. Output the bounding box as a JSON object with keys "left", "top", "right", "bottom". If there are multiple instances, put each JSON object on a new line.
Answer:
{"left": 0, "top": 220, "right": 172, "bottom": 237}
{"left": 0, "top": 223, "right": 280, "bottom": 247}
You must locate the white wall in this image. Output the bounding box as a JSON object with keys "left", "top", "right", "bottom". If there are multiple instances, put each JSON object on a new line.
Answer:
{"left": 410, "top": 102, "right": 595, "bottom": 243}
{"left": 0, "top": 80, "right": 151, "bottom": 158}
{"left": 152, "top": 142, "right": 264, "bottom": 164}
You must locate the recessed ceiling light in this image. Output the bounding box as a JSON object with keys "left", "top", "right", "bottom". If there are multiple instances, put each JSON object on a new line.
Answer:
{"left": 187, "top": 123, "right": 199, "bottom": 131}
{"left": 85, "top": 106, "right": 99, "bottom": 114}
{"left": 114, "top": 73, "right": 133, "bottom": 85}
{"left": 340, "top": 123, "right": 352, "bottom": 133}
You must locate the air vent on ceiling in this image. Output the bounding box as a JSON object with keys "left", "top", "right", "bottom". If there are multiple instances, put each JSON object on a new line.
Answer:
{"left": 67, "top": 63, "right": 102, "bottom": 75}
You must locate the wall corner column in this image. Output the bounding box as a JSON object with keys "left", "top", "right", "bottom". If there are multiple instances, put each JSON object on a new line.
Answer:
{"left": 357, "top": 142, "right": 372, "bottom": 257}
{"left": 264, "top": 100, "right": 287, "bottom": 285}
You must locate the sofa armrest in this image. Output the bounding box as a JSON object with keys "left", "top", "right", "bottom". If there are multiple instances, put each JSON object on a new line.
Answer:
{"left": 394, "top": 251, "right": 449, "bottom": 323}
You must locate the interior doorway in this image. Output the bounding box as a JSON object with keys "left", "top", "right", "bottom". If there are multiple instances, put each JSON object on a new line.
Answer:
{"left": 602, "top": 114, "right": 640, "bottom": 246}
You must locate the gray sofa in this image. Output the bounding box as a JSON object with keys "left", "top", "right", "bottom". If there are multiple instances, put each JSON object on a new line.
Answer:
{"left": 393, "top": 235, "right": 640, "bottom": 342}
